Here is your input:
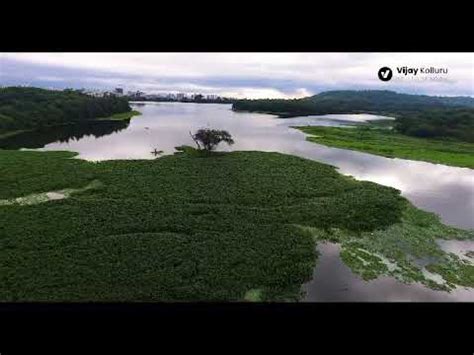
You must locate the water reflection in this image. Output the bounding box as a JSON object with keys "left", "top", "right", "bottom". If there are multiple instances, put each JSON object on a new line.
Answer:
{"left": 303, "top": 242, "right": 474, "bottom": 302}
{"left": 5, "top": 102, "right": 474, "bottom": 301}
{"left": 0, "top": 120, "right": 129, "bottom": 150}
{"left": 437, "top": 239, "right": 474, "bottom": 264}
{"left": 12, "top": 102, "right": 473, "bottom": 230}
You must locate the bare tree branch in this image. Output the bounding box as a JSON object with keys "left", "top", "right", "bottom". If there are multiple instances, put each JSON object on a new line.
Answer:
{"left": 189, "top": 130, "right": 201, "bottom": 150}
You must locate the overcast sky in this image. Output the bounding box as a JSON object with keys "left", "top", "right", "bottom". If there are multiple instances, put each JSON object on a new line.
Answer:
{"left": 1, "top": 53, "right": 473, "bottom": 98}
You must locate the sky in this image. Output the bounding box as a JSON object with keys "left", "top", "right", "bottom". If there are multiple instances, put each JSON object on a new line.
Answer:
{"left": 1, "top": 53, "right": 473, "bottom": 98}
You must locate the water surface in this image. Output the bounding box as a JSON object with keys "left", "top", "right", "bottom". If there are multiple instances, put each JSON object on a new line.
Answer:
{"left": 27, "top": 102, "right": 472, "bottom": 230}
{"left": 4, "top": 102, "right": 473, "bottom": 301}
{"left": 302, "top": 242, "right": 473, "bottom": 302}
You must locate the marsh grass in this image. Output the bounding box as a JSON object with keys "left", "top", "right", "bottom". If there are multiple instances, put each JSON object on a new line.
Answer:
{"left": 296, "top": 126, "right": 474, "bottom": 168}
{"left": 98, "top": 110, "right": 142, "bottom": 121}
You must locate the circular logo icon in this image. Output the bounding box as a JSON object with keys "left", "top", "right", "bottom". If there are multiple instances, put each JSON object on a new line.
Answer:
{"left": 378, "top": 67, "right": 393, "bottom": 81}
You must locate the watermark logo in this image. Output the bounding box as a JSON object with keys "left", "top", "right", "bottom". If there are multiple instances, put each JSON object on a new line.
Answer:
{"left": 377, "top": 66, "right": 450, "bottom": 83}
{"left": 378, "top": 67, "right": 393, "bottom": 81}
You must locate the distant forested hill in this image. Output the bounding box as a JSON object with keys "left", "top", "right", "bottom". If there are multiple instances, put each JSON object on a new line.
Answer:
{"left": 233, "top": 90, "right": 474, "bottom": 116}
{"left": 0, "top": 87, "right": 131, "bottom": 134}
{"left": 233, "top": 90, "right": 474, "bottom": 142}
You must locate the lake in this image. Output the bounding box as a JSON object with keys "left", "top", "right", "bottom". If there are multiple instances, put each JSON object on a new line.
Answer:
{"left": 6, "top": 102, "right": 473, "bottom": 301}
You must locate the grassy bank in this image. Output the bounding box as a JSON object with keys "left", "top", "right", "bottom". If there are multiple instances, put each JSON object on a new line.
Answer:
{"left": 296, "top": 126, "right": 474, "bottom": 169}
{"left": 233, "top": 90, "right": 474, "bottom": 143}
{"left": 0, "top": 148, "right": 472, "bottom": 301}
{"left": 98, "top": 110, "right": 142, "bottom": 121}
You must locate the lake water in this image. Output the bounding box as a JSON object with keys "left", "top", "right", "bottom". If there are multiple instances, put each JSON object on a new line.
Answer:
{"left": 302, "top": 242, "right": 474, "bottom": 302}
{"left": 5, "top": 102, "right": 473, "bottom": 301}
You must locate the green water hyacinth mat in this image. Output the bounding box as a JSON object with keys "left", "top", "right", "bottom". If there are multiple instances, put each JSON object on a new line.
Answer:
{"left": 0, "top": 148, "right": 472, "bottom": 301}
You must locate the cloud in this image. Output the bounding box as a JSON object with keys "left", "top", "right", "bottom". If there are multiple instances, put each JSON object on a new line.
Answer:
{"left": 1, "top": 53, "right": 473, "bottom": 98}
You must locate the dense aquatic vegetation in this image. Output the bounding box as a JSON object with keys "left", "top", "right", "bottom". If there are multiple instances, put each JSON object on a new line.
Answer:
{"left": 233, "top": 90, "right": 474, "bottom": 143}
{"left": 302, "top": 205, "right": 474, "bottom": 291}
{"left": 0, "top": 148, "right": 471, "bottom": 301}
{"left": 296, "top": 125, "right": 474, "bottom": 168}
{"left": 0, "top": 87, "right": 132, "bottom": 134}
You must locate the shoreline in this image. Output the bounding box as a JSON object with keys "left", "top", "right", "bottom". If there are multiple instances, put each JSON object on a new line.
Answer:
{"left": 1, "top": 147, "right": 472, "bottom": 301}
{"left": 231, "top": 107, "right": 400, "bottom": 119}
{"left": 295, "top": 125, "right": 474, "bottom": 169}
{"left": 0, "top": 110, "right": 142, "bottom": 141}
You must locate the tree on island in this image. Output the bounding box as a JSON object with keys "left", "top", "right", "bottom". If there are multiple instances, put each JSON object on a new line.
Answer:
{"left": 189, "top": 128, "right": 235, "bottom": 151}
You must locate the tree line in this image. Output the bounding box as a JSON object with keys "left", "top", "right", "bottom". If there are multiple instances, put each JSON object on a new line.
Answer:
{"left": 232, "top": 90, "right": 474, "bottom": 142}
{"left": 395, "top": 108, "right": 474, "bottom": 143}
{"left": 0, "top": 87, "right": 131, "bottom": 134}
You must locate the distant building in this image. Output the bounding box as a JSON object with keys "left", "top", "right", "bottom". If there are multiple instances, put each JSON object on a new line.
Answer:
{"left": 114, "top": 88, "right": 124, "bottom": 96}
{"left": 126, "top": 90, "right": 146, "bottom": 99}
{"left": 206, "top": 94, "right": 218, "bottom": 100}
{"left": 176, "top": 93, "right": 185, "bottom": 101}
{"left": 83, "top": 89, "right": 106, "bottom": 97}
